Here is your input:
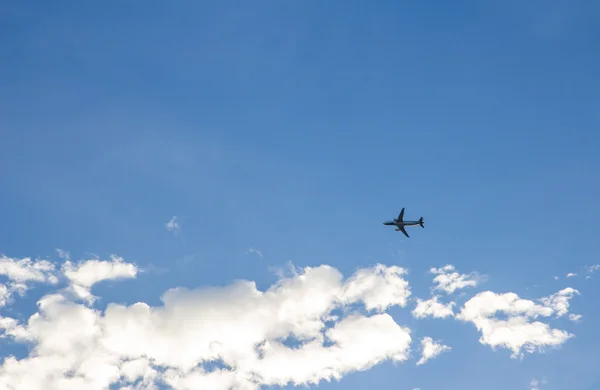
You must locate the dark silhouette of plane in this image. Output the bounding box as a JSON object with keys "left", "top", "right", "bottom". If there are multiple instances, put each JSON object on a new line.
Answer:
{"left": 383, "top": 207, "right": 424, "bottom": 238}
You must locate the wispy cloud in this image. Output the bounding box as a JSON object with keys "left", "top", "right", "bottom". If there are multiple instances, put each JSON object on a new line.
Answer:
{"left": 586, "top": 264, "right": 600, "bottom": 273}
{"left": 530, "top": 377, "right": 547, "bottom": 390}
{"left": 584, "top": 264, "right": 600, "bottom": 279}
{"left": 55, "top": 248, "right": 70, "bottom": 260}
{"left": 165, "top": 216, "right": 180, "bottom": 234}
{"left": 245, "top": 247, "right": 263, "bottom": 258}
{"left": 568, "top": 313, "right": 582, "bottom": 322}
{"left": 175, "top": 252, "right": 197, "bottom": 266}
{"left": 268, "top": 260, "right": 302, "bottom": 280}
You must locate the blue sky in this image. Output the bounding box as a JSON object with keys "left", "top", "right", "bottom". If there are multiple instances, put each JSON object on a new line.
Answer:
{"left": 1, "top": 1, "right": 600, "bottom": 389}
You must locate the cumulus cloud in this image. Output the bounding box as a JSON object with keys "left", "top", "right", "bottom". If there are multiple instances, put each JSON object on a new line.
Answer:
{"left": 456, "top": 288, "right": 579, "bottom": 358}
{"left": 0, "top": 255, "right": 58, "bottom": 308}
{"left": 165, "top": 216, "right": 180, "bottom": 233}
{"left": 430, "top": 264, "right": 481, "bottom": 295}
{"left": 0, "top": 255, "right": 57, "bottom": 285}
{"left": 416, "top": 337, "right": 451, "bottom": 365}
{"left": 61, "top": 255, "right": 138, "bottom": 304}
{"left": 0, "top": 253, "right": 585, "bottom": 389}
{"left": 0, "top": 257, "right": 413, "bottom": 390}
{"left": 566, "top": 272, "right": 576, "bottom": 278}
{"left": 539, "top": 287, "right": 579, "bottom": 317}
{"left": 412, "top": 296, "right": 455, "bottom": 319}
{"left": 411, "top": 264, "right": 479, "bottom": 320}
{"left": 340, "top": 264, "right": 411, "bottom": 311}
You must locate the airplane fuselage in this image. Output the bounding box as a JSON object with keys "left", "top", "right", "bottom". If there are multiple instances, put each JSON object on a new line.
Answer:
{"left": 383, "top": 220, "right": 420, "bottom": 227}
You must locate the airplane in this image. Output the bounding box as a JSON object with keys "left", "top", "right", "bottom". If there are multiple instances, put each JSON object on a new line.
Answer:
{"left": 383, "top": 207, "right": 424, "bottom": 238}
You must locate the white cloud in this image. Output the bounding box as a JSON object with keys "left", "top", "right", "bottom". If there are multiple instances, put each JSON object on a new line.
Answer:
{"left": 245, "top": 247, "right": 263, "bottom": 258}
{"left": 0, "top": 255, "right": 58, "bottom": 308}
{"left": 586, "top": 264, "right": 600, "bottom": 279}
{"left": 165, "top": 216, "right": 180, "bottom": 233}
{"left": 0, "top": 260, "right": 413, "bottom": 390}
{"left": 340, "top": 264, "right": 411, "bottom": 312}
{"left": 412, "top": 296, "right": 455, "bottom": 319}
{"left": 530, "top": 377, "right": 546, "bottom": 390}
{"left": 430, "top": 264, "right": 480, "bottom": 295}
{"left": 416, "top": 337, "right": 451, "bottom": 365}
{"left": 0, "top": 283, "right": 30, "bottom": 310}
{"left": 0, "top": 285, "right": 10, "bottom": 308}
{"left": 566, "top": 272, "right": 576, "bottom": 278}
{"left": 456, "top": 288, "right": 579, "bottom": 358}
{"left": 61, "top": 255, "right": 138, "bottom": 304}
{"left": 0, "top": 255, "right": 57, "bottom": 285}
{"left": 55, "top": 249, "right": 70, "bottom": 260}
{"left": 268, "top": 260, "right": 302, "bottom": 280}
{"left": 568, "top": 313, "right": 582, "bottom": 322}
{"left": 539, "top": 287, "right": 579, "bottom": 317}
{"left": 0, "top": 252, "right": 586, "bottom": 389}
{"left": 0, "top": 316, "right": 28, "bottom": 340}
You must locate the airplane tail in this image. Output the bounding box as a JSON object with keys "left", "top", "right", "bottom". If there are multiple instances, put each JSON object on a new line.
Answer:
{"left": 419, "top": 217, "right": 424, "bottom": 228}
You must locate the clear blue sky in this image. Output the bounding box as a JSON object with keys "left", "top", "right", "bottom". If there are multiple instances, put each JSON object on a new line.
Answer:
{"left": 1, "top": 1, "right": 600, "bottom": 390}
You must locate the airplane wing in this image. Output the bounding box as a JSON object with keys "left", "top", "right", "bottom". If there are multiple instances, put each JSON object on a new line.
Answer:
{"left": 397, "top": 208, "right": 405, "bottom": 222}
{"left": 399, "top": 226, "right": 409, "bottom": 238}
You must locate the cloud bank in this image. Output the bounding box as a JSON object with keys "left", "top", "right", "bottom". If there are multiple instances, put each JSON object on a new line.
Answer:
{"left": 0, "top": 254, "right": 584, "bottom": 389}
